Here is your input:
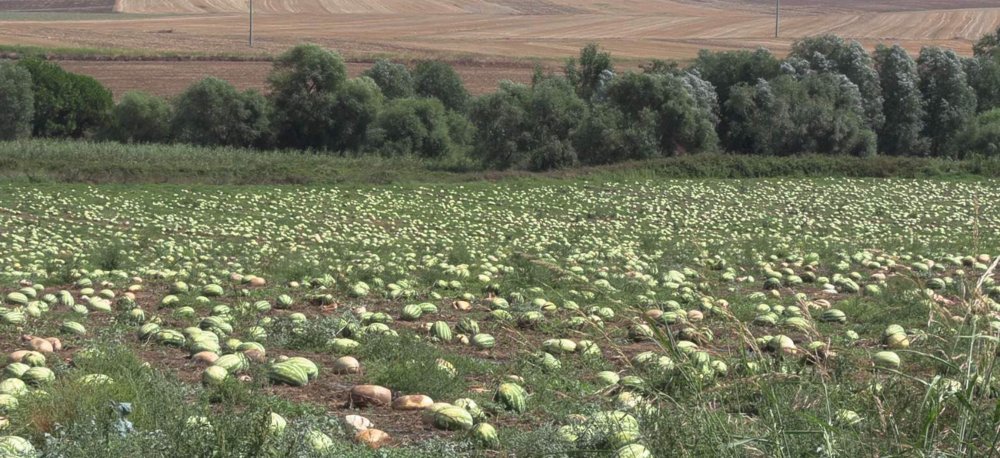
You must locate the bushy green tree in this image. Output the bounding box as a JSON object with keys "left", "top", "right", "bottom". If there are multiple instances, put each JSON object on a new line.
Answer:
{"left": 0, "top": 62, "right": 34, "bottom": 140}
{"left": 326, "top": 77, "right": 383, "bottom": 153}
{"left": 268, "top": 44, "right": 348, "bottom": 150}
{"left": 564, "top": 43, "right": 614, "bottom": 102}
{"left": 723, "top": 73, "right": 875, "bottom": 156}
{"left": 363, "top": 59, "right": 414, "bottom": 100}
{"left": 524, "top": 77, "right": 586, "bottom": 169}
{"left": 106, "top": 91, "right": 172, "bottom": 144}
{"left": 469, "top": 77, "right": 584, "bottom": 170}
{"left": 172, "top": 77, "right": 270, "bottom": 148}
{"left": 605, "top": 71, "right": 719, "bottom": 155}
{"left": 366, "top": 97, "right": 455, "bottom": 157}
{"left": 874, "top": 44, "right": 928, "bottom": 155}
{"left": 413, "top": 61, "right": 469, "bottom": 112}
{"left": 917, "top": 46, "right": 977, "bottom": 156}
{"left": 691, "top": 48, "right": 781, "bottom": 105}
{"left": 790, "top": 35, "right": 884, "bottom": 131}
{"left": 974, "top": 26, "right": 1000, "bottom": 59}
{"left": 964, "top": 56, "right": 1000, "bottom": 113}
{"left": 469, "top": 81, "right": 532, "bottom": 168}
{"left": 573, "top": 104, "right": 658, "bottom": 165}
{"left": 17, "top": 58, "right": 112, "bottom": 138}
{"left": 955, "top": 108, "right": 1000, "bottom": 157}
{"left": 954, "top": 109, "right": 1000, "bottom": 157}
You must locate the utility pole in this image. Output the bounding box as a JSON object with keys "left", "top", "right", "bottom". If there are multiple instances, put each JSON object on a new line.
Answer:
{"left": 775, "top": 0, "right": 780, "bottom": 38}
{"left": 249, "top": 0, "right": 254, "bottom": 47}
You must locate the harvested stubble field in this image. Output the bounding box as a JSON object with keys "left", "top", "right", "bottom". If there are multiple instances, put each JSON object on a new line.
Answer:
{"left": 1, "top": 0, "right": 999, "bottom": 98}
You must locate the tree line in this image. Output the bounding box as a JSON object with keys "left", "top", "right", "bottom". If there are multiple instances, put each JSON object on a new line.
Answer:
{"left": 2, "top": 30, "right": 1000, "bottom": 170}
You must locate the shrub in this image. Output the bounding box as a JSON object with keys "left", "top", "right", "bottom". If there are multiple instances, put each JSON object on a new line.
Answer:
{"left": 105, "top": 91, "right": 172, "bottom": 144}
{"left": 16, "top": 58, "right": 112, "bottom": 138}
{"left": 413, "top": 61, "right": 469, "bottom": 112}
{"left": 172, "top": 77, "right": 270, "bottom": 148}
{"left": 0, "top": 62, "right": 34, "bottom": 140}
{"left": 363, "top": 59, "right": 414, "bottom": 99}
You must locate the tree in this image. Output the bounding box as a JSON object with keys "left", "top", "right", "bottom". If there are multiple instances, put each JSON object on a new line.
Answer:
{"left": 172, "top": 77, "right": 270, "bottom": 148}
{"left": 268, "top": 44, "right": 348, "bottom": 150}
{"left": 723, "top": 73, "right": 875, "bottom": 156}
{"left": 363, "top": 59, "right": 414, "bottom": 100}
{"left": 917, "top": 46, "right": 977, "bottom": 156}
{"left": 469, "top": 77, "right": 584, "bottom": 170}
{"left": 964, "top": 56, "right": 1000, "bottom": 113}
{"left": 873, "top": 44, "right": 929, "bottom": 155}
{"left": 366, "top": 97, "right": 455, "bottom": 158}
{"left": 0, "top": 62, "right": 34, "bottom": 140}
{"left": 469, "top": 81, "right": 532, "bottom": 169}
{"left": 973, "top": 26, "right": 1000, "bottom": 59}
{"left": 789, "top": 35, "right": 884, "bottom": 131}
{"left": 16, "top": 58, "right": 112, "bottom": 138}
{"left": 954, "top": 108, "right": 1000, "bottom": 157}
{"left": 605, "top": 71, "right": 719, "bottom": 155}
{"left": 106, "top": 91, "right": 172, "bottom": 144}
{"left": 573, "top": 104, "right": 658, "bottom": 165}
{"left": 524, "top": 77, "right": 585, "bottom": 170}
{"left": 325, "top": 77, "right": 383, "bottom": 153}
{"left": 691, "top": 48, "right": 781, "bottom": 106}
{"left": 413, "top": 61, "right": 469, "bottom": 112}
{"left": 564, "top": 43, "right": 614, "bottom": 102}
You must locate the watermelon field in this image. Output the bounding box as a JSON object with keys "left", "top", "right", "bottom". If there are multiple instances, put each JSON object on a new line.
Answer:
{"left": 0, "top": 178, "right": 998, "bottom": 456}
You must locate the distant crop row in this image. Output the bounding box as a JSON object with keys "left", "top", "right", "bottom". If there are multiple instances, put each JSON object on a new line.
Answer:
{"left": 2, "top": 29, "right": 1000, "bottom": 170}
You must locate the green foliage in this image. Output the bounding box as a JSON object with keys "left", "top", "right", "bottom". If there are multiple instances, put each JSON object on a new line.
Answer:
{"left": 0, "top": 62, "right": 34, "bottom": 140}
{"left": 413, "top": 61, "right": 469, "bottom": 112}
{"left": 917, "top": 46, "right": 978, "bottom": 157}
{"left": 16, "top": 57, "right": 112, "bottom": 138}
{"left": 954, "top": 108, "right": 1000, "bottom": 157}
{"left": 366, "top": 97, "right": 455, "bottom": 158}
{"left": 789, "top": 34, "right": 885, "bottom": 131}
{"left": 268, "top": 44, "right": 349, "bottom": 150}
{"left": 572, "top": 104, "right": 658, "bottom": 165}
{"left": 605, "top": 71, "right": 719, "bottom": 155}
{"left": 973, "top": 26, "right": 1000, "bottom": 59}
{"left": 470, "top": 78, "right": 585, "bottom": 170}
{"left": 327, "top": 76, "right": 383, "bottom": 153}
{"left": 874, "top": 44, "right": 929, "bottom": 155}
{"left": 691, "top": 47, "right": 781, "bottom": 106}
{"left": 564, "top": 43, "right": 614, "bottom": 101}
{"left": 723, "top": 73, "right": 876, "bottom": 156}
{"left": 964, "top": 55, "right": 1000, "bottom": 113}
{"left": 172, "top": 77, "right": 270, "bottom": 148}
{"left": 105, "top": 91, "right": 172, "bottom": 144}
{"left": 363, "top": 58, "right": 414, "bottom": 99}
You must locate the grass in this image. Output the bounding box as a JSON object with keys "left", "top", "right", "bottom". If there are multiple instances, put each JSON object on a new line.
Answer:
{"left": 2, "top": 139, "right": 1000, "bottom": 187}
